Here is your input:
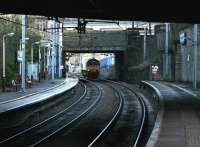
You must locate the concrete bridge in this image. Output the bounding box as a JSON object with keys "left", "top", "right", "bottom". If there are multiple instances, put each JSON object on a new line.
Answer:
{"left": 63, "top": 30, "right": 128, "bottom": 53}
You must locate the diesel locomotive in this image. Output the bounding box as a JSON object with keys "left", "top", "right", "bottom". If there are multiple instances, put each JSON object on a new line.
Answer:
{"left": 85, "top": 58, "right": 100, "bottom": 79}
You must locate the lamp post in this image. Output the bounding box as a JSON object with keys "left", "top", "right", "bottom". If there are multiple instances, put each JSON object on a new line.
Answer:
{"left": 2, "top": 32, "right": 15, "bottom": 92}
{"left": 31, "top": 41, "right": 40, "bottom": 81}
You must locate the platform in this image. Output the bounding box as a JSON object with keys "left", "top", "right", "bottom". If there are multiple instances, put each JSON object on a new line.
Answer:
{"left": 0, "top": 78, "right": 78, "bottom": 113}
{"left": 0, "top": 79, "right": 65, "bottom": 103}
{"left": 162, "top": 81, "right": 200, "bottom": 98}
{"left": 143, "top": 81, "right": 200, "bottom": 147}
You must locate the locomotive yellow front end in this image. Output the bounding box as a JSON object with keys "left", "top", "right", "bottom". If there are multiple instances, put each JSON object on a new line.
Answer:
{"left": 86, "top": 58, "right": 100, "bottom": 79}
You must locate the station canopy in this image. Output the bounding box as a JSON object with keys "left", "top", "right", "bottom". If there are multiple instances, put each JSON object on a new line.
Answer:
{"left": 0, "top": 0, "right": 199, "bottom": 23}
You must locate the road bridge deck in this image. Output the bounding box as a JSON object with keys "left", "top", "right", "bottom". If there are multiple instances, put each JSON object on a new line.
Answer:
{"left": 63, "top": 31, "right": 127, "bottom": 52}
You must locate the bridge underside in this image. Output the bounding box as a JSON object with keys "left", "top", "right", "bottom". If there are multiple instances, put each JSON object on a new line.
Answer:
{"left": 0, "top": 1, "right": 199, "bottom": 23}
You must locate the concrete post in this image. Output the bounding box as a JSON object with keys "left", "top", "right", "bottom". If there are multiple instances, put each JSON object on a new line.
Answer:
{"left": 193, "top": 24, "right": 197, "bottom": 89}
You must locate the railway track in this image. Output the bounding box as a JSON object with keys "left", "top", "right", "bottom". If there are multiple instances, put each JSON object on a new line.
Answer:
{"left": 88, "top": 80, "right": 147, "bottom": 147}
{"left": 0, "top": 80, "right": 102, "bottom": 147}
{"left": 1, "top": 80, "right": 147, "bottom": 147}
{"left": 113, "top": 80, "right": 147, "bottom": 147}
{"left": 35, "top": 80, "right": 121, "bottom": 147}
{"left": 34, "top": 80, "right": 147, "bottom": 147}
{"left": 0, "top": 83, "right": 83, "bottom": 131}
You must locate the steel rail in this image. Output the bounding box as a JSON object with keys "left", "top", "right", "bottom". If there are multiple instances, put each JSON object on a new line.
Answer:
{"left": 30, "top": 80, "right": 102, "bottom": 147}
{"left": 101, "top": 80, "right": 147, "bottom": 147}
{"left": 0, "top": 82, "right": 86, "bottom": 144}
{"left": 87, "top": 81, "right": 123, "bottom": 147}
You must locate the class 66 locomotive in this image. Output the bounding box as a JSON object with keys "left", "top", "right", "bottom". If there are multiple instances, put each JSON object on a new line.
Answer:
{"left": 83, "top": 58, "right": 100, "bottom": 79}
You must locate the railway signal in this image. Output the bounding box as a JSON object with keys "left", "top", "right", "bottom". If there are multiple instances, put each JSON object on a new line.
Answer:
{"left": 64, "top": 52, "right": 70, "bottom": 61}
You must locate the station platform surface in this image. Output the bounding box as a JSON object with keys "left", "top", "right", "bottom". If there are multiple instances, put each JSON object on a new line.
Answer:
{"left": 0, "top": 79, "right": 64, "bottom": 103}
{"left": 162, "top": 81, "right": 200, "bottom": 97}
{"left": 0, "top": 78, "right": 78, "bottom": 113}
{"left": 144, "top": 81, "right": 200, "bottom": 147}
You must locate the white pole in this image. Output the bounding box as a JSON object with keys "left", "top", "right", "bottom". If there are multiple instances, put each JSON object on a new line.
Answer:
{"left": 144, "top": 27, "right": 147, "bottom": 62}
{"left": 38, "top": 44, "right": 41, "bottom": 82}
{"left": 2, "top": 35, "right": 6, "bottom": 92}
{"left": 58, "top": 23, "right": 62, "bottom": 78}
{"left": 92, "top": 53, "right": 95, "bottom": 58}
{"left": 19, "top": 38, "right": 22, "bottom": 76}
{"left": 193, "top": 24, "right": 197, "bottom": 89}
{"left": 66, "top": 61, "right": 68, "bottom": 79}
{"left": 47, "top": 47, "right": 50, "bottom": 78}
{"left": 31, "top": 44, "right": 33, "bottom": 79}
{"left": 52, "top": 48, "right": 54, "bottom": 80}
{"left": 21, "top": 15, "right": 26, "bottom": 91}
{"left": 3, "top": 35, "right": 5, "bottom": 79}
{"left": 80, "top": 54, "right": 82, "bottom": 71}
{"left": 43, "top": 47, "right": 46, "bottom": 79}
{"left": 165, "top": 23, "right": 169, "bottom": 80}
{"left": 52, "top": 21, "right": 55, "bottom": 80}
{"left": 56, "top": 23, "right": 58, "bottom": 77}
{"left": 58, "top": 45, "right": 61, "bottom": 78}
